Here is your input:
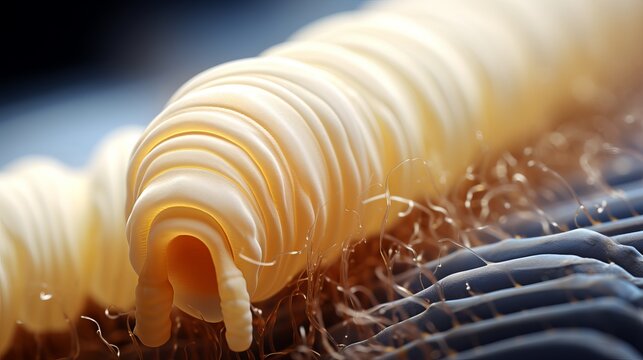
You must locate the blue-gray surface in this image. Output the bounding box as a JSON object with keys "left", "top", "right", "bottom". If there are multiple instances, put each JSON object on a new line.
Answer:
{"left": 2, "top": 1, "right": 643, "bottom": 358}
{"left": 333, "top": 176, "right": 643, "bottom": 359}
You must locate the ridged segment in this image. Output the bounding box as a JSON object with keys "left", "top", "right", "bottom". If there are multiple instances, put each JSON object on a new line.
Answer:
{"left": 125, "top": 0, "right": 643, "bottom": 352}
{"left": 0, "top": 128, "right": 142, "bottom": 355}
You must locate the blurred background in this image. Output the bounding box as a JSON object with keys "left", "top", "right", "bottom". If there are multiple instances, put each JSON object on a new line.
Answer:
{"left": 0, "top": 0, "right": 363, "bottom": 167}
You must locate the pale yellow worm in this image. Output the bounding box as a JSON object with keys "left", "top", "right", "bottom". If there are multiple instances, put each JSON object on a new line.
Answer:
{"left": 88, "top": 127, "right": 143, "bottom": 310}
{"left": 125, "top": 0, "right": 643, "bottom": 352}
{"left": 0, "top": 159, "right": 91, "bottom": 353}
{"left": 0, "top": 128, "right": 141, "bottom": 355}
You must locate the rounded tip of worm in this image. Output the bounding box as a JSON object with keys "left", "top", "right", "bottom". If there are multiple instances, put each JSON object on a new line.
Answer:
{"left": 134, "top": 279, "right": 174, "bottom": 348}
{"left": 220, "top": 274, "right": 253, "bottom": 352}
{"left": 226, "top": 327, "right": 253, "bottom": 352}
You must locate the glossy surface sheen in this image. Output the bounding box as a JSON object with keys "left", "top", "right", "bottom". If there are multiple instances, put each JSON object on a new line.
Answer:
{"left": 125, "top": 0, "right": 643, "bottom": 352}
{"left": 338, "top": 228, "right": 643, "bottom": 359}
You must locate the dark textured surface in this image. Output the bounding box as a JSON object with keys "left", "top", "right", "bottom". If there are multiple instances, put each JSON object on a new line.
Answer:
{"left": 330, "top": 176, "right": 643, "bottom": 359}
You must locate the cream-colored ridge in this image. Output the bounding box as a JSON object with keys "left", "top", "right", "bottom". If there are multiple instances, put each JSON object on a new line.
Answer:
{"left": 125, "top": 0, "right": 643, "bottom": 352}
{"left": 0, "top": 128, "right": 142, "bottom": 355}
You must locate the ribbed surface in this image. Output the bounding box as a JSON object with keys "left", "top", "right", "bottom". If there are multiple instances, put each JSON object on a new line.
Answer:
{"left": 331, "top": 154, "right": 643, "bottom": 358}
{"left": 0, "top": 128, "right": 141, "bottom": 355}
{"left": 125, "top": 0, "right": 643, "bottom": 352}
{"left": 337, "top": 229, "right": 643, "bottom": 359}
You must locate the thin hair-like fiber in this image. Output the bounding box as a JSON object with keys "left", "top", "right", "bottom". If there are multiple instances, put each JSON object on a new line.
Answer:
{"left": 2, "top": 1, "right": 643, "bottom": 359}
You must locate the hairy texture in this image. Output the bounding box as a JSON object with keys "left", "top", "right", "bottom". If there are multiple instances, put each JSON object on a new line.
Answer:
{"left": 338, "top": 230, "right": 643, "bottom": 358}
{"left": 125, "top": 0, "right": 643, "bottom": 352}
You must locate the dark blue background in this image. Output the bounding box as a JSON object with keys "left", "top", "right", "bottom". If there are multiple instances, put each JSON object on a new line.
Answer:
{"left": 0, "top": 1, "right": 363, "bottom": 166}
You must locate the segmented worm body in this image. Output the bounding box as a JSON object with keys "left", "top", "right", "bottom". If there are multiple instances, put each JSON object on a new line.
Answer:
{"left": 125, "top": 0, "right": 643, "bottom": 352}
{"left": 0, "top": 128, "right": 141, "bottom": 355}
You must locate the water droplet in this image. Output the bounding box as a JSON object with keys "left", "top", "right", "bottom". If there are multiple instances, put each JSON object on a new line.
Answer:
{"left": 465, "top": 282, "right": 472, "bottom": 291}
{"left": 252, "top": 307, "right": 263, "bottom": 316}
{"left": 512, "top": 173, "right": 527, "bottom": 183}
{"left": 596, "top": 200, "right": 607, "bottom": 214}
{"left": 39, "top": 291, "right": 53, "bottom": 301}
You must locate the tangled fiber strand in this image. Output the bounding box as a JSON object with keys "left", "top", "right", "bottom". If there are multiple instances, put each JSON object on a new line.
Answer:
{"left": 125, "top": 0, "right": 643, "bottom": 352}
{"left": 260, "top": 89, "right": 643, "bottom": 359}
{"left": 2, "top": 1, "right": 643, "bottom": 359}
{"left": 81, "top": 87, "right": 643, "bottom": 359}
{"left": 2, "top": 50, "right": 641, "bottom": 360}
